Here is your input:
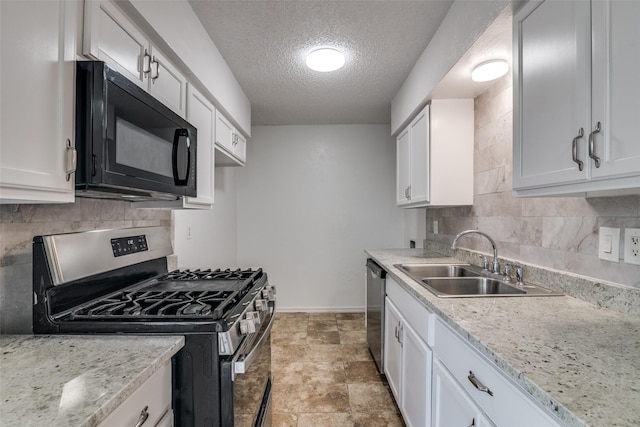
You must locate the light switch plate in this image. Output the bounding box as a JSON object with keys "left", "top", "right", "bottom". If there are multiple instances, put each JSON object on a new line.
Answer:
{"left": 598, "top": 227, "right": 620, "bottom": 262}
{"left": 624, "top": 228, "right": 640, "bottom": 266}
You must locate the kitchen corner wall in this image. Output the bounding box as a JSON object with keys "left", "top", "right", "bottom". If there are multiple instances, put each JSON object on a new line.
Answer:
{"left": 426, "top": 73, "right": 640, "bottom": 289}
{"left": 0, "top": 200, "right": 171, "bottom": 334}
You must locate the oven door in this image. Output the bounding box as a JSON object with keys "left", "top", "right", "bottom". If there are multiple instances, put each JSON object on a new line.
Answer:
{"left": 220, "top": 312, "right": 274, "bottom": 427}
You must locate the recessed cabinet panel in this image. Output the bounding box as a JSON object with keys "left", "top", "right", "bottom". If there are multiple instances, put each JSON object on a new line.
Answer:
{"left": 396, "top": 127, "right": 411, "bottom": 205}
{"left": 409, "top": 108, "right": 429, "bottom": 204}
{"left": 432, "top": 359, "right": 486, "bottom": 427}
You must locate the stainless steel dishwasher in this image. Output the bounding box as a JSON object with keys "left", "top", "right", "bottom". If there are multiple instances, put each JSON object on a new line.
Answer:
{"left": 366, "top": 258, "right": 386, "bottom": 374}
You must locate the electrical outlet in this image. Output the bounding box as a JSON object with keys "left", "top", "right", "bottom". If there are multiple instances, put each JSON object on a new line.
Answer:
{"left": 624, "top": 228, "right": 640, "bottom": 266}
{"left": 433, "top": 220, "right": 439, "bottom": 234}
{"left": 187, "top": 224, "right": 192, "bottom": 240}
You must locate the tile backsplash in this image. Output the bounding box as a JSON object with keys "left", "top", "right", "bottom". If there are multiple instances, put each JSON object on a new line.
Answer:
{"left": 0, "top": 199, "right": 171, "bottom": 334}
{"left": 425, "top": 73, "right": 640, "bottom": 292}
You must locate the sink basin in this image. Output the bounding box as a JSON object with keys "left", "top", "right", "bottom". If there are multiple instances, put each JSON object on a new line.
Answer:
{"left": 395, "top": 263, "right": 479, "bottom": 278}
{"left": 423, "top": 277, "right": 526, "bottom": 297}
{"left": 394, "top": 263, "right": 563, "bottom": 298}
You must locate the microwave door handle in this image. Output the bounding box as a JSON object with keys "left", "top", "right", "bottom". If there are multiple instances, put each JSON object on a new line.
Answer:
{"left": 172, "top": 128, "right": 191, "bottom": 186}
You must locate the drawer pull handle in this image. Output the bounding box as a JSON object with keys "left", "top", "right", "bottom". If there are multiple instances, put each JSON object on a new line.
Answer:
{"left": 134, "top": 405, "right": 150, "bottom": 427}
{"left": 468, "top": 371, "right": 493, "bottom": 396}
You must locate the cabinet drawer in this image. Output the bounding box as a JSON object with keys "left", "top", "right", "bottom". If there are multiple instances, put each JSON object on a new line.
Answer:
{"left": 98, "top": 362, "right": 172, "bottom": 427}
{"left": 386, "top": 276, "right": 432, "bottom": 344}
{"left": 433, "top": 319, "right": 561, "bottom": 427}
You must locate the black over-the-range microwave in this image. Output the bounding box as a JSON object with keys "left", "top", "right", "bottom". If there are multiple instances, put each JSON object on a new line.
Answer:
{"left": 75, "top": 61, "right": 197, "bottom": 201}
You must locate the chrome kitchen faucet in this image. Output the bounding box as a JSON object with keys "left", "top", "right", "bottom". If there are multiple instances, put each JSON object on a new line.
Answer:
{"left": 451, "top": 230, "right": 500, "bottom": 274}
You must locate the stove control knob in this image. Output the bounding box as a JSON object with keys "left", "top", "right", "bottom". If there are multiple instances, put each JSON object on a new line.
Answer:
{"left": 261, "top": 287, "right": 275, "bottom": 301}
{"left": 247, "top": 310, "right": 261, "bottom": 326}
{"left": 255, "top": 299, "right": 268, "bottom": 312}
{"left": 240, "top": 317, "right": 256, "bottom": 335}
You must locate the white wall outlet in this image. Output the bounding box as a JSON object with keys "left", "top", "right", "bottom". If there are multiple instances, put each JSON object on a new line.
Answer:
{"left": 598, "top": 227, "right": 620, "bottom": 262}
{"left": 433, "top": 220, "right": 439, "bottom": 234}
{"left": 624, "top": 228, "right": 640, "bottom": 266}
{"left": 186, "top": 224, "right": 192, "bottom": 240}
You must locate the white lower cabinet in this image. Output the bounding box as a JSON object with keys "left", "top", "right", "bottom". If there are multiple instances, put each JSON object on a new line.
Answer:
{"left": 433, "top": 319, "right": 563, "bottom": 427}
{"left": 98, "top": 362, "right": 172, "bottom": 427}
{"left": 384, "top": 277, "right": 433, "bottom": 427}
{"left": 382, "top": 274, "right": 564, "bottom": 427}
{"left": 432, "top": 359, "right": 494, "bottom": 427}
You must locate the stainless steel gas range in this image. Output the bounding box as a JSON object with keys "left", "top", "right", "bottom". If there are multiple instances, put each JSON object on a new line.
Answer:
{"left": 32, "top": 226, "right": 275, "bottom": 427}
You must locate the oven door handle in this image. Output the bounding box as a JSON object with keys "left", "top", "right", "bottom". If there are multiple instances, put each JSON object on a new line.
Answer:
{"left": 233, "top": 312, "right": 274, "bottom": 377}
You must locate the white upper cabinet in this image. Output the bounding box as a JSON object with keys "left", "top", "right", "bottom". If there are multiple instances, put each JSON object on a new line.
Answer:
{"left": 215, "top": 110, "right": 246, "bottom": 166}
{"left": 514, "top": 0, "right": 640, "bottom": 196}
{"left": 0, "top": 0, "right": 77, "bottom": 204}
{"left": 396, "top": 100, "right": 474, "bottom": 208}
{"left": 84, "top": 0, "right": 187, "bottom": 118}
{"left": 184, "top": 86, "right": 215, "bottom": 207}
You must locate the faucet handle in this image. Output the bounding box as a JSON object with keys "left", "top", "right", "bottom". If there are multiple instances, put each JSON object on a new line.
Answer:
{"left": 480, "top": 256, "right": 489, "bottom": 271}
{"left": 514, "top": 264, "right": 524, "bottom": 284}
{"left": 503, "top": 263, "right": 513, "bottom": 281}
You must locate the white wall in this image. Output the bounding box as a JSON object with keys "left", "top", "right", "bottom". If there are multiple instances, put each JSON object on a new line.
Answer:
{"left": 236, "top": 125, "right": 404, "bottom": 311}
{"left": 173, "top": 167, "right": 239, "bottom": 268}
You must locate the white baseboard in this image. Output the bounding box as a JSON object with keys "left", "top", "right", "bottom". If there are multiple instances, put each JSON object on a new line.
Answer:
{"left": 275, "top": 306, "right": 364, "bottom": 313}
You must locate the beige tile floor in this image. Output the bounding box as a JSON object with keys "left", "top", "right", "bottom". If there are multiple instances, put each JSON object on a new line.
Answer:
{"left": 271, "top": 312, "right": 405, "bottom": 427}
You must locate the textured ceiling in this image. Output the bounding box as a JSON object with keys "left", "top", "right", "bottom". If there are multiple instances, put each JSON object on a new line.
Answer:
{"left": 188, "top": 0, "right": 454, "bottom": 126}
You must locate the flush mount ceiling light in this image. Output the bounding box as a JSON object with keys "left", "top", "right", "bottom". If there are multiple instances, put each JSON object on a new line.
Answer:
{"left": 471, "top": 59, "right": 509, "bottom": 82}
{"left": 305, "top": 48, "right": 345, "bottom": 72}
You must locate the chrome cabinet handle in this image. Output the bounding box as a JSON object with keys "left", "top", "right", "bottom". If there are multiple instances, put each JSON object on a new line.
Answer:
{"left": 133, "top": 406, "right": 149, "bottom": 427}
{"left": 468, "top": 371, "right": 493, "bottom": 396}
{"left": 142, "top": 50, "right": 152, "bottom": 76}
{"left": 588, "top": 122, "right": 601, "bottom": 168}
{"left": 151, "top": 57, "right": 159, "bottom": 82}
{"left": 572, "top": 128, "right": 584, "bottom": 171}
{"left": 65, "top": 139, "right": 77, "bottom": 182}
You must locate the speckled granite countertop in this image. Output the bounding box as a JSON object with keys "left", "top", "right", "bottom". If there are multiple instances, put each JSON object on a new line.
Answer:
{"left": 0, "top": 335, "right": 184, "bottom": 426}
{"left": 366, "top": 249, "right": 640, "bottom": 427}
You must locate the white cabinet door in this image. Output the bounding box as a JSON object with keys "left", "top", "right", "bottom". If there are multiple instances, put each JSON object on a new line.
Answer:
{"left": 432, "top": 359, "right": 490, "bottom": 427}
{"left": 590, "top": 0, "right": 640, "bottom": 180}
{"left": 149, "top": 48, "right": 187, "bottom": 118}
{"left": 396, "top": 127, "right": 411, "bottom": 205}
{"left": 215, "top": 110, "right": 246, "bottom": 166}
{"left": 0, "top": 0, "right": 77, "bottom": 203}
{"left": 514, "top": 0, "right": 591, "bottom": 190}
{"left": 83, "top": 0, "right": 148, "bottom": 88}
{"left": 234, "top": 132, "right": 247, "bottom": 164}
{"left": 184, "top": 85, "right": 215, "bottom": 206}
{"left": 408, "top": 106, "right": 429, "bottom": 205}
{"left": 84, "top": 0, "right": 187, "bottom": 118}
{"left": 384, "top": 297, "right": 403, "bottom": 403}
{"left": 401, "top": 320, "right": 432, "bottom": 427}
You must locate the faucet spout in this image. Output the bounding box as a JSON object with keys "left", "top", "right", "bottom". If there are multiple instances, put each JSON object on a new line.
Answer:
{"left": 451, "top": 230, "right": 500, "bottom": 274}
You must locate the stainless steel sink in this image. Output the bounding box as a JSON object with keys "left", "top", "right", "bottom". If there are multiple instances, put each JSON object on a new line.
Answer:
{"left": 394, "top": 263, "right": 563, "bottom": 298}
{"left": 395, "top": 263, "right": 480, "bottom": 278}
{"left": 423, "top": 277, "right": 526, "bottom": 297}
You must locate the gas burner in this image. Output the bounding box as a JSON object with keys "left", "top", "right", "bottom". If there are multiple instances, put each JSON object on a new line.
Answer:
{"left": 161, "top": 268, "right": 257, "bottom": 281}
